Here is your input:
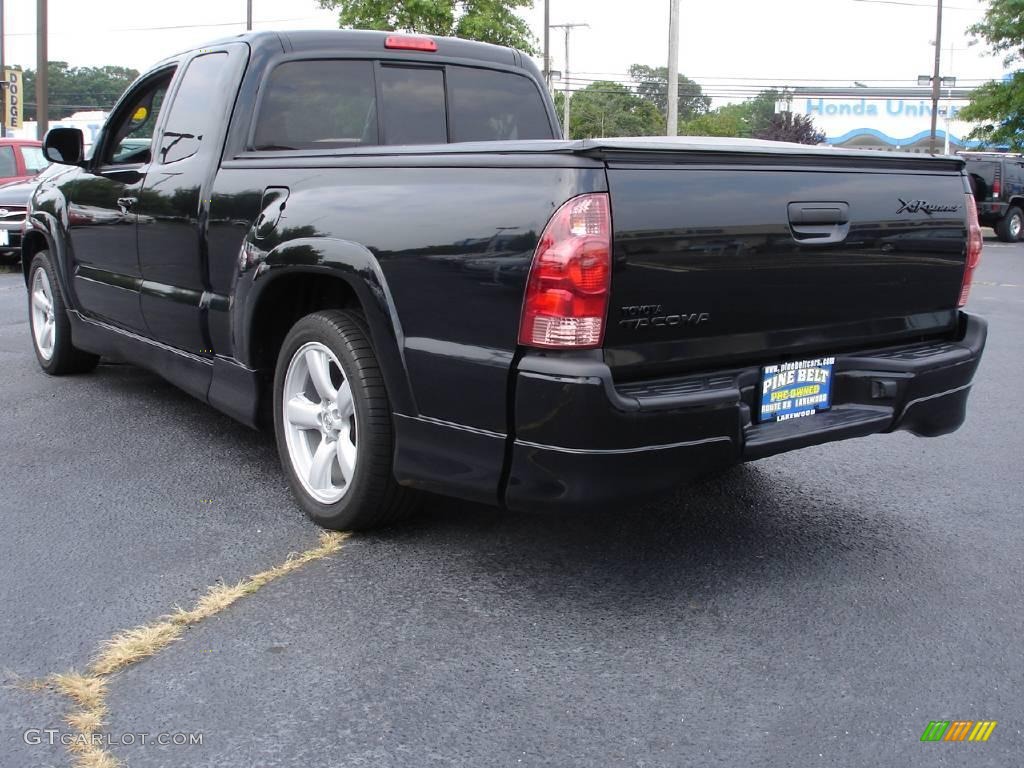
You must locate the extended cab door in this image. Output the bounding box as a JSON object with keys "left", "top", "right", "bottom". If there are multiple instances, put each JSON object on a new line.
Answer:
{"left": 63, "top": 68, "right": 174, "bottom": 331}
{"left": 136, "top": 45, "right": 247, "bottom": 354}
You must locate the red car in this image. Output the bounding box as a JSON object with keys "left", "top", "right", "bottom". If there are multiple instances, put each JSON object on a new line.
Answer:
{"left": 0, "top": 138, "right": 48, "bottom": 184}
{"left": 1, "top": 139, "right": 50, "bottom": 261}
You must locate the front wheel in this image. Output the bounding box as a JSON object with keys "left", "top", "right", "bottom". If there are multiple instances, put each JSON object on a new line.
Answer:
{"left": 28, "top": 252, "right": 99, "bottom": 375}
{"left": 996, "top": 206, "right": 1023, "bottom": 242}
{"left": 273, "top": 310, "right": 418, "bottom": 530}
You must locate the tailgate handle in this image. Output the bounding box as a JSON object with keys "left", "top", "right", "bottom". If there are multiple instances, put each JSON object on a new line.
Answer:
{"left": 788, "top": 202, "right": 850, "bottom": 243}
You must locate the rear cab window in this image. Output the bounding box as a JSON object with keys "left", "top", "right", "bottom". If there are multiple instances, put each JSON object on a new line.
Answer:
{"left": 253, "top": 60, "right": 378, "bottom": 150}
{"left": 447, "top": 66, "right": 552, "bottom": 141}
{"left": 252, "top": 59, "right": 553, "bottom": 150}
{"left": 378, "top": 66, "right": 447, "bottom": 145}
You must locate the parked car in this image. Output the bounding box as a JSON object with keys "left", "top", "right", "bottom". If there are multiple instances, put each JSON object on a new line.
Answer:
{"left": 961, "top": 151, "right": 1024, "bottom": 242}
{"left": 22, "top": 30, "right": 986, "bottom": 531}
{"left": 0, "top": 138, "right": 49, "bottom": 184}
{"left": 0, "top": 180, "right": 36, "bottom": 263}
{"left": 0, "top": 140, "right": 50, "bottom": 262}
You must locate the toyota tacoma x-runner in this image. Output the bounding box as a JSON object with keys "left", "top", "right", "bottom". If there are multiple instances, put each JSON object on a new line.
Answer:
{"left": 22, "top": 30, "right": 987, "bottom": 530}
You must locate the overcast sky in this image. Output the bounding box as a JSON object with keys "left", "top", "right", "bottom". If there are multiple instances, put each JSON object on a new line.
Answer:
{"left": 2, "top": 0, "right": 1007, "bottom": 102}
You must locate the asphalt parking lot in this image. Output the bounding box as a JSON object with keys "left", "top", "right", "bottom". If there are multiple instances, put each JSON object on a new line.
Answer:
{"left": 1, "top": 238, "right": 1022, "bottom": 768}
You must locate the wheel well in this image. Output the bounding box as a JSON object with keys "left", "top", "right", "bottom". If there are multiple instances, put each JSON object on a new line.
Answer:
{"left": 20, "top": 232, "right": 47, "bottom": 285}
{"left": 250, "top": 272, "right": 361, "bottom": 376}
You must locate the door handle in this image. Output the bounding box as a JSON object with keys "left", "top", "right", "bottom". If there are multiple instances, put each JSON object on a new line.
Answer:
{"left": 117, "top": 197, "right": 138, "bottom": 214}
{"left": 788, "top": 201, "right": 850, "bottom": 244}
{"left": 254, "top": 187, "right": 290, "bottom": 240}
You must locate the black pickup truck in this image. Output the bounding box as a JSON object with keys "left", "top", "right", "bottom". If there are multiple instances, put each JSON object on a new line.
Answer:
{"left": 23, "top": 30, "right": 986, "bottom": 530}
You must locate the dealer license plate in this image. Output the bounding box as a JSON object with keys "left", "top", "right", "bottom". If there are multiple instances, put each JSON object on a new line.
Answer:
{"left": 759, "top": 356, "right": 835, "bottom": 423}
{"left": 0, "top": 230, "right": 8, "bottom": 247}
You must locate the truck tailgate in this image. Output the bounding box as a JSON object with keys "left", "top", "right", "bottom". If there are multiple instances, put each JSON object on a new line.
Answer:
{"left": 597, "top": 146, "right": 968, "bottom": 379}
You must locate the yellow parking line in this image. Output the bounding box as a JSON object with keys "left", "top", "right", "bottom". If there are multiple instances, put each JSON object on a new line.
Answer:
{"left": 30, "top": 531, "right": 349, "bottom": 768}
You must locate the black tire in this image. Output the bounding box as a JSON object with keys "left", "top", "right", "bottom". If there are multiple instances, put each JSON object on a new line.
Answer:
{"left": 995, "top": 206, "right": 1023, "bottom": 242}
{"left": 273, "top": 309, "right": 418, "bottom": 530}
{"left": 27, "top": 251, "right": 100, "bottom": 375}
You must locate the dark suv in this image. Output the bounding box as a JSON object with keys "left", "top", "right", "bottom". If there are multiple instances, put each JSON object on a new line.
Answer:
{"left": 961, "top": 152, "right": 1024, "bottom": 242}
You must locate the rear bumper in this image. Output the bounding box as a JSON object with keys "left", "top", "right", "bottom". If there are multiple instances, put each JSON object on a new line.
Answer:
{"left": 504, "top": 312, "right": 987, "bottom": 511}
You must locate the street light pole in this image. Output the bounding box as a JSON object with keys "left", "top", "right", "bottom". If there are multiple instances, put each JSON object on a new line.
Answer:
{"left": 928, "top": 0, "right": 943, "bottom": 154}
{"left": 1, "top": 0, "right": 6, "bottom": 138}
{"left": 246, "top": 0, "right": 252, "bottom": 31}
{"left": 667, "top": 0, "right": 680, "bottom": 136}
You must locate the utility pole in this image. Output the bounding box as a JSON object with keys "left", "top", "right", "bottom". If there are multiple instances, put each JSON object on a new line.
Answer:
{"left": 928, "top": 0, "right": 942, "bottom": 154}
{"left": 246, "top": 0, "right": 253, "bottom": 30}
{"left": 551, "top": 23, "right": 587, "bottom": 140}
{"left": 944, "top": 42, "right": 954, "bottom": 155}
{"left": 667, "top": 0, "right": 680, "bottom": 136}
{"left": 36, "top": 0, "right": 46, "bottom": 139}
{"left": 1, "top": 0, "right": 6, "bottom": 138}
{"left": 543, "top": 0, "right": 550, "bottom": 89}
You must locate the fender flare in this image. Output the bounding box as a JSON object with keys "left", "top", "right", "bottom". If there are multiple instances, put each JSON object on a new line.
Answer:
{"left": 22, "top": 194, "right": 69, "bottom": 294}
{"left": 236, "top": 236, "right": 416, "bottom": 416}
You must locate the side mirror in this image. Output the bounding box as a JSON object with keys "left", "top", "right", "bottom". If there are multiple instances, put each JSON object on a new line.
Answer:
{"left": 43, "top": 127, "right": 85, "bottom": 166}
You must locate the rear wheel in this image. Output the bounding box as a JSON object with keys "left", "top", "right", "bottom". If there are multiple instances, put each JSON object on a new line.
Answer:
{"left": 996, "top": 206, "right": 1023, "bottom": 242}
{"left": 273, "top": 309, "right": 418, "bottom": 530}
{"left": 28, "top": 252, "right": 99, "bottom": 375}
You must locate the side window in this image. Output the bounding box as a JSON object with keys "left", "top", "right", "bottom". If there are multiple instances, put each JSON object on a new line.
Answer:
{"left": 104, "top": 72, "right": 174, "bottom": 165}
{"left": 1012, "top": 162, "right": 1024, "bottom": 187}
{"left": 253, "top": 60, "right": 377, "bottom": 150}
{"left": 20, "top": 145, "right": 50, "bottom": 174}
{"left": 379, "top": 66, "right": 446, "bottom": 145}
{"left": 0, "top": 146, "right": 15, "bottom": 176}
{"left": 159, "top": 53, "right": 230, "bottom": 164}
{"left": 447, "top": 67, "right": 553, "bottom": 142}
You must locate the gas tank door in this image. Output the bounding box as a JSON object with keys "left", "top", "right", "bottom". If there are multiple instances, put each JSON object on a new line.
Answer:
{"left": 254, "top": 186, "right": 290, "bottom": 240}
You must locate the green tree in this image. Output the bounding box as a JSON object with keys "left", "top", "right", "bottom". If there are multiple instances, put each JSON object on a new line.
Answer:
{"left": 317, "top": 0, "right": 537, "bottom": 53}
{"left": 628, "top": 64, "right": 710, "bottom": 122}
{"left": 554, "top": 82, "right": 663, "bottom": 139}
{"left": 959, "top": 0, "right": 1024, "bottom": 150}
{"left": 742, "top": 89, "right": 782, "bottom": 136}
{"left": 679, "top": 103, "right": 751, "bottom": 137}
{"left": 677, "top": 90, "right": 784, "bottom": 139}
{"left": 22, "top": 62, "right": 139, "bottom": 121}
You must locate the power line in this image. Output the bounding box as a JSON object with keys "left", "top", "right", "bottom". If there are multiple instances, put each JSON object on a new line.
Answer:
{"left": 850, "top": 0, "right": 978, "bottom": 9}
{"left": 570, "top": 71, "right": 993, "bottom": 83}
{"left": 2, "top": 16, "right": 318, "bottom": 36}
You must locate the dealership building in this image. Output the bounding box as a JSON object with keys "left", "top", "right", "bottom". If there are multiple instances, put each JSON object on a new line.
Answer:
{"left": 789, "top": 86, "right": 987, "bottom": 153}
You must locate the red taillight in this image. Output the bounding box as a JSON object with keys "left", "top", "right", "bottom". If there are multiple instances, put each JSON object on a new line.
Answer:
{"left": 959, "top": 193, "right": 983, "bottom": 307}
{"left": 384, "top": 35, "right": 437, "bottom": 51}
{"left": 992, "top": 178, "right": 1001, "bottom": 199}
{"left": 518, "top": 193, "right": 612, "bottom": 349}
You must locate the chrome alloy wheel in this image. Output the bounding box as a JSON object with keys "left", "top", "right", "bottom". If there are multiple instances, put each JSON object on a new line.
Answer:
{"left": 30, "top": 267, "right": 56, "bottom": 361}
{"left": 282, "top": 341, "right": 358, "bottom": 504}
{"left": 1011, "top": 212, "right": 1022, "bottom": 240}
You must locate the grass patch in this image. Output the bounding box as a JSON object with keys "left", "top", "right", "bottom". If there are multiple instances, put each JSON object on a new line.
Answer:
{"left": 28, "top": 530, "right": 350, "bottom": 768}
